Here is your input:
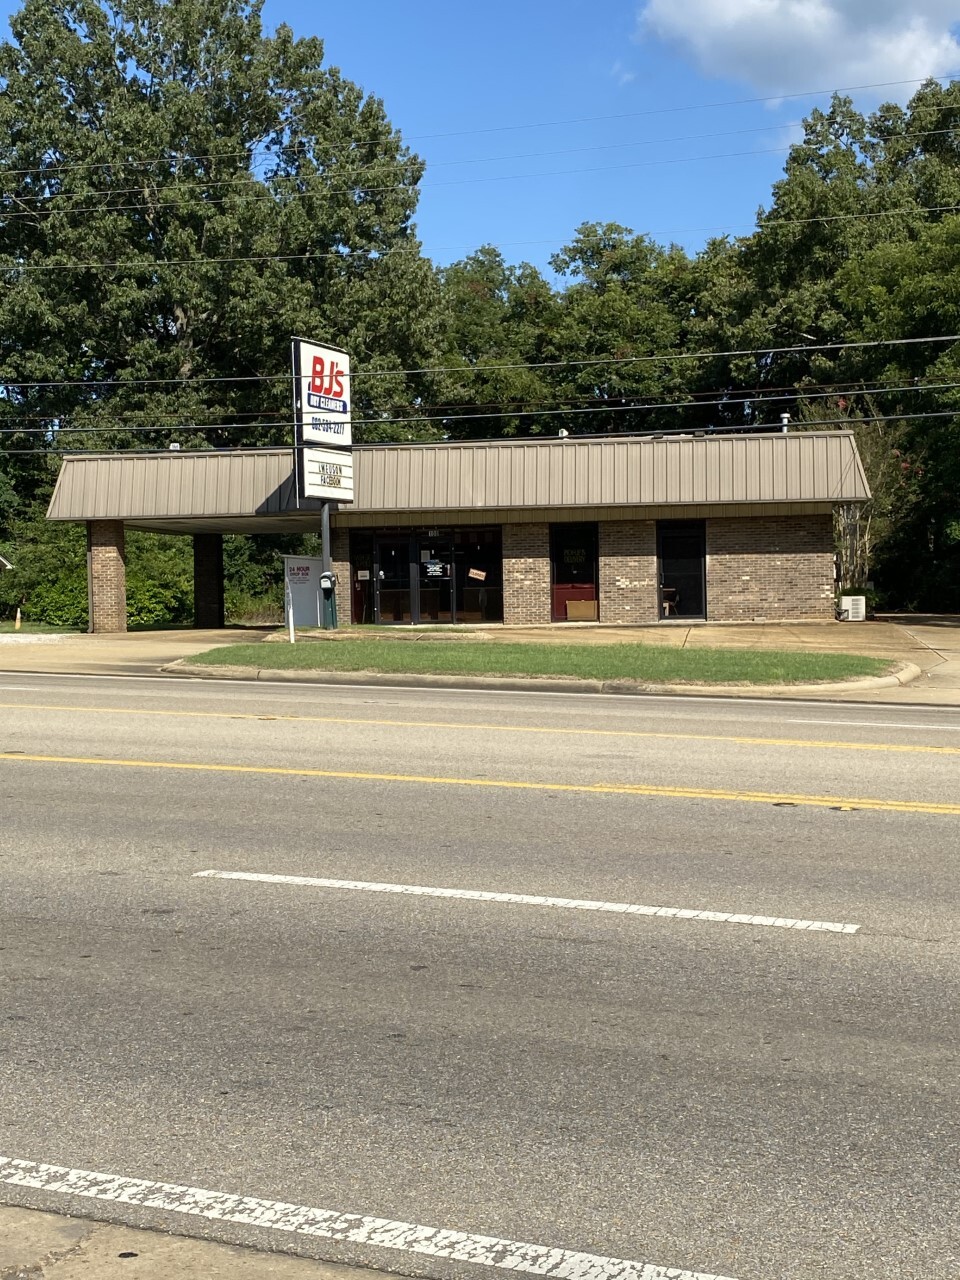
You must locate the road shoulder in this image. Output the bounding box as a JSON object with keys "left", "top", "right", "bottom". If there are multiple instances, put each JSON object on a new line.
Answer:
{"left": 0, "top": 1204, "right": 370, "bottom": 1280}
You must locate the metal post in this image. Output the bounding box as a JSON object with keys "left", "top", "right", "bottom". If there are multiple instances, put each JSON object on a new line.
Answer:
{"left": 321, "top": 502, "right": 331, "bottom": 576}
{"left": 321, "top": 501, "right": 337, "bottom": 630}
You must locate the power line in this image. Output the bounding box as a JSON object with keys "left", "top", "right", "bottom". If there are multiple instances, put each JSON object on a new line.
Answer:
{"left": 3, "top": 200, "right": 959, "bottom": 275}
{"left": 0, "top": 376, "right": 955, "bottom": 433}
{"left": 0, "top": 373, "right": 949, "bottom": 426}
{"left": 8, "top": 114, "right": 952, "bottom": 205}
{"left": 0, "top": 143, "right": 796, "bottom": 219}
{"left": 5, "top": 125, "right": 960, "bottom": 223}
{"left": 2, "top": 70, "right": 956, "bottom": 182}
{"left": 0, "top": 406, "right": 955, "bottom": 457}
{"left": 407, "top": 76, "right": 960, "bottom": 141}
{"left": 0, "top": 118, "right": 811, "bottom": 204}
{"left": 0, "top": 333, "right": 956, "bottom": 391}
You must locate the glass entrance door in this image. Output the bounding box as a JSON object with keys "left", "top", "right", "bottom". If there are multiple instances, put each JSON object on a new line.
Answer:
{"left": 417, "top": 535, "right": 454, "bottom": 622}
{"left": 374, "top": 538, "right": 414, "bottom": 623}
{"left": 658, "top": 521, "right": 706, "bottom": 619}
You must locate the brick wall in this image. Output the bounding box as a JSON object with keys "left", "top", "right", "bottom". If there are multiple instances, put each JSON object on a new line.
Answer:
{"left": 87, "top": 519, "right": 127, "bottom": 633}
{"left": 330, "top": 528, "right": 352, "bottom": 623}
{"left": 598, "top": 521, "right": 658, "bottom": 624}
{"left": 502, "top": 523, "right": 551, "bottom": 625}
{"left": 706, "top": 515, "right": 835, "bottom": 621}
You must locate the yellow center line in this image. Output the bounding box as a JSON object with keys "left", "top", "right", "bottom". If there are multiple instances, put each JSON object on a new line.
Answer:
{"left": 0, "top": 701, "right": 957, "bottom": 757}
{"left": 2, "top": 751, "right": 959, "bottom": 816}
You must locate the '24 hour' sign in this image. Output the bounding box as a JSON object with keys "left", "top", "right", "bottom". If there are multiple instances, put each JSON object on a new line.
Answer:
{"left": 293, "top": 338, "right": 352, "bottom": 448}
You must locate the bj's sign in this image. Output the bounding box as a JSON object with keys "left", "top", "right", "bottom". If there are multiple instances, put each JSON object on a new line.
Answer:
{"left": 292, "top": 337, "right": 352, "bottom": 448}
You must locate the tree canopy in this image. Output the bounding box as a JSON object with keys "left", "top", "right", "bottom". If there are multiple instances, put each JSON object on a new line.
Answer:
{"left": 0, "top": 0, "right": 444, "bottom": 467}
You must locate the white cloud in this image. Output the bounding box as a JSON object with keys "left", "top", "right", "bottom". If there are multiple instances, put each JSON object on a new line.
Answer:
{"left": 637, "top": 0, "right": 960, "bottom": 98}
{"left": 611, "top": 59, "right": 637, "bottom": 85}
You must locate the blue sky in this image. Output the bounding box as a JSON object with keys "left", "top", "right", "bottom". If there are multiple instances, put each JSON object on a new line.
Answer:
{"left": 3, "top": 0, "right": 960, "bottom": 274}
{"left": 272, "top": 0, "right": 960, "bottom": 272}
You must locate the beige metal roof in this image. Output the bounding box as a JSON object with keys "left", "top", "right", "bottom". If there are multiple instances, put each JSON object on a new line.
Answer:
{"left": 47, "top": 431, "right": 869, "bottom": 532}
{"left": 351, "top": 431, "right": 869, "bottom": 510}
{"left": 47, "top": 448, "right": 308, "bottom": 534}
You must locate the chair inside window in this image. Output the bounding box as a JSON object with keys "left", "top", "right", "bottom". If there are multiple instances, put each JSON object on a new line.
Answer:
{"left": 661, "top": 587, "right": 679, "bottom": 617}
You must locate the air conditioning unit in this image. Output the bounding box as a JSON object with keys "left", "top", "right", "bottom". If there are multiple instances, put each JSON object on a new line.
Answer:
{"left": 840, "top": 594, "right": 866, "bottom": 622}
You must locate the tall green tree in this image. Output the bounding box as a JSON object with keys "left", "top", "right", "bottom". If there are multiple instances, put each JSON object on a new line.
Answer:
{"left": 545, "top": 223, "right": 696, "bottom": 435}
{"left": 436, "top": 246, "right": 558, "bottom": 438}
{"left": 0, "top": 0, "right": 444, "bottom": 509}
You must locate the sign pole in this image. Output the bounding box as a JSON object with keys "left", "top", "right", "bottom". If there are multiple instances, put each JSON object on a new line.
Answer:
{"left": 291, "top": 336, "right": 352, "bottom": 631}
{"left": 320, "top": 500, "right": 335, "bottom": 631}
{"left": 285, "top": 572, "right": 295, "bottom": 644}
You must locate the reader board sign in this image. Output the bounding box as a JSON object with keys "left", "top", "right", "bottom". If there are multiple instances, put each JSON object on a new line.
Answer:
{"left": 283, "top": 555, "right": 324, "bottom": 628}
{"left": 299, "top": 447, "right": 355, "bottom": 502}
{"left": 292, "top": 338, "right": 352, "bottom": 448}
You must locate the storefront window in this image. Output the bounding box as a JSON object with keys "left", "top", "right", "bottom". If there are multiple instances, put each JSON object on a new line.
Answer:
{"left": 658, "top": 521, "right": 706, "bottom": 619}
{"left": 350, "top": 528, "right": 503, "bottom": 625}
{"left": 454, "top": 529, "right": 503, "bottom": 622}
{"left": 550, "top": 524, "right": 599, "bottom": 622}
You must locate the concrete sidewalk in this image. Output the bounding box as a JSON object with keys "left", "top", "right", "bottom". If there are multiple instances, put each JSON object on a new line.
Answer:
{"left": 0, "top": 628, "right": 271, "bottom": 677}
{"left": 0, "top": 1205, "right": 364, "bottom": 1280}
{"left": 0, "top": 618, "right": 958, "bottom": 704}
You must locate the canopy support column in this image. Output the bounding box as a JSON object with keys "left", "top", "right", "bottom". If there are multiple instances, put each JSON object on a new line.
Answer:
{"left": 193, "top": 533, "right": 225, "bottom": 629}
{"left": 87, "top": 520, "right": 127, "bottom": 633}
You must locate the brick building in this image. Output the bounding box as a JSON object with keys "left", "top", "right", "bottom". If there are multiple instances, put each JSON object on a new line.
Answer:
{"left": 47, "top": 430, "right": 869, "bottom": 631}
{"left": 329, "top": 431, "right": 867, "bottom": 626}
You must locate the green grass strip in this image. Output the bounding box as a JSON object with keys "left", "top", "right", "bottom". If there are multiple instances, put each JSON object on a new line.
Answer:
{"left": 190, "top": 639, "right": 891, "bottom": 685}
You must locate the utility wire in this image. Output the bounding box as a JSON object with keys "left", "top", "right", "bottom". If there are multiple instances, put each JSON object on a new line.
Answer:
{"left": 3, "top": 201, "right": 959, "bottom": 275}
{"left": 0, "top": 373, "right": 947, "bottom": 425}
{"left": 2, "top": 71, "right": 956, "bottom": 181}
{"left": 0, "top": 407, "right": 955, "bottom": 457}
{"left": 0, "top": 121, "right": 813, "bottom": 197}
{"left": 0, "top": 144, "right": 798, "bottom": 218}
{"left": 0, "top": 376, "right": 955, "bottom": 433}
{"left": 0, "top": 333, "right": 956, "bottom": 390}
{"left": 7, "top": 117, "right": 956, "bottom": 205}
{"left": 5, "top": 126, "right": 960, "bottom": 222}
{"left": 408, "top": 76, "right": 960, "bottom": 141}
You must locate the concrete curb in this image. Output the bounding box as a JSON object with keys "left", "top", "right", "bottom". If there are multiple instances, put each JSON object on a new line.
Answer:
{"left": 163, "top": 659, "right": 922, "bottom": 699}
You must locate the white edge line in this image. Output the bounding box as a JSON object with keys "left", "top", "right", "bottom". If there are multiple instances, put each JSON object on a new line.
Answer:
{"left": 192, "top": 870, "right": 860, "bottom": 935}
{"left": 785, "top": 718, "right": 960, "bottom": 731}
{"left": 0, "top": 1156, "right": 737, "bottom": 1280}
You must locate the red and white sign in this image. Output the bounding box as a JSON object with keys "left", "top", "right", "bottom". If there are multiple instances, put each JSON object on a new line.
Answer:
{"left": 293, "top": 338, "right": 352, "bottom": 448}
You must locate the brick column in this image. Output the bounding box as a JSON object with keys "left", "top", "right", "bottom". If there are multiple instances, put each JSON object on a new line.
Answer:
{"left": 330, "top": 527, "right": 352, "bottom": 624}
{"left": 87, "top": 520, "right": 127, "bottom": 633}
{"left": 193, "top": 533, "right": 225, "bottom": 629}
{"left": 502, "top": 523, "right": 551, "bottom": 625}
{"left": 598, "top": 520, "right": 658, "bottom": 623}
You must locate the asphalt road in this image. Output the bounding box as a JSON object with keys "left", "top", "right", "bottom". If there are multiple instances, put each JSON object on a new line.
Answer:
{"left": 1, "top": 673, "right": 958, "bottom": 1280}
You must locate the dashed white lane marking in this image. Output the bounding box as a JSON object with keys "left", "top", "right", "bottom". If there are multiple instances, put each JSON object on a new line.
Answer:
{"left": 786, "top": 718, "right": 960, "bottom": 732}
{"left": 194, "top": 870, "right": 860, "bottom": 934}
{"left": 0, "top": 1156, "right": 737, "bottom": 1280}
